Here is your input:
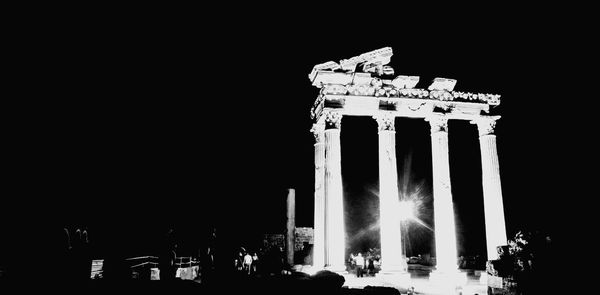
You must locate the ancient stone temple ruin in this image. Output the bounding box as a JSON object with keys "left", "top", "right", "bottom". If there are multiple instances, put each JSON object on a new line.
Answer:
{"left": 309, "top": 47, "right": 506, "bottom": 283}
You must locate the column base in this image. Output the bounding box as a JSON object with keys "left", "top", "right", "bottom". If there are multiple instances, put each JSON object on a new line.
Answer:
{"left": 429, "top": 269, "right": 468, "bottom": 286}
{"left": 379, "top": 261, "right": 407, "bottom": 273}
{"left": 376, "top": 270, "right": 411, "bottom": 284}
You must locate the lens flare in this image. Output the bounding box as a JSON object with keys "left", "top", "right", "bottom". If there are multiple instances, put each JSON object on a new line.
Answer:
{"left": 398, "top": 200, "right": 415, "bottom": 221}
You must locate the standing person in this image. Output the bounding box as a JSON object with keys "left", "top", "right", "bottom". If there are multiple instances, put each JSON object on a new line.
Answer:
{"left": 251, "top": 252, "right": 259, "bottom": 274}
{"left": 206, "top": 228, "right": 216, "bottom": 270}
{"left": 201, "top": 227, "right": 217, "bottom": 283}
{"left": 236, "top": 251, "right": 244, "bottom": 272}
{"left": 243, "top": 252, "right": 253, "bottom": 275}
{"left": 349, "top": 253, "right": 356, "bottom": 272}
{"left": 159, "top": 229, "right": 177, "bottom": 281}
{"left": 164, "top": 244, "right": 177, "bottom": 280}
{"left": 354, "top": 253, "right": 365, "bottom": 278}
{"left": 367, "top": 257, "right": 375, "bottom": 276}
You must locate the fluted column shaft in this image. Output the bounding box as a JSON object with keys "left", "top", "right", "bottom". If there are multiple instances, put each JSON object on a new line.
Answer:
{"left": 323, "top": 112, "right": 345, "bottom": 271}
{"left": 428, "top": 115, "right": 459, "bottom": 273}
{"left": 474, "top": 117, "right": 507, "bottom": 260}
{"left": 374, "top": 113, "right": 406, "bottom": 272}
{"left": 311, "top": 123, "right": 325, "bottom": 269}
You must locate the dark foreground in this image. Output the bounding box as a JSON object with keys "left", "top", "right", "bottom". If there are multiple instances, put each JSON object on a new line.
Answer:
{"left": 0, "top": 271, "right": 414, "bottom": 295}
{"left": 0, "top": 268, "right": 562, "bottom": 295}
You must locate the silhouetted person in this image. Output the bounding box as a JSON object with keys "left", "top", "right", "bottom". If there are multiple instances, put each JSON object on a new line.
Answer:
{"left": 206, "top": 228, "right": 216, "bottom": 269}
{"left": 159, "top": 245, "right": 177, "bottom": 281}
{"left": 159, "top": 229, "right": 177, "bottom": 281}
{"left": 367, "top": 257, "right": 375, "bottom": 276}
{"left": 200, "top": 241, "right": 215, "bottom": 283}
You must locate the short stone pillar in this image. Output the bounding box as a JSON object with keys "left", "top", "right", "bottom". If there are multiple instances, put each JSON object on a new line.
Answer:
{"left": 286, "top": 188, "right": 296, "bottom": 266}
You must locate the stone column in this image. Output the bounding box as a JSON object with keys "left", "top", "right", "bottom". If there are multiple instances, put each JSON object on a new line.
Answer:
{"left": 374, "top": 113, "right": 406, "bottom": 273}
{"left": 472, "top": 116, "right": 507, "bottom": 261}
{"left": 427, "top": 115, "right": 464, "bottom": 285}
{"left": 323, "top": 111, "right": 345, "bottom": 271}
{"left": 311, "top": 123, "right": 325, "bottom": 269}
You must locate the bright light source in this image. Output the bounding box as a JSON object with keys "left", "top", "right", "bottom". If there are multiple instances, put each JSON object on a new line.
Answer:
{"left": 398, "top": 200, "right": 415, "bottom": 221}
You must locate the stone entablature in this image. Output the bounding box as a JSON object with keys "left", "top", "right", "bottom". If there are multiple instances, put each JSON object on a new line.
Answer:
{"left": 309, "top": 47, "right": 500, "bottom": 122}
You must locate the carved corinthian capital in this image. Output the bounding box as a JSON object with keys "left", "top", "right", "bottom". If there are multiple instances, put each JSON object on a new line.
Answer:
{"left": 426, "top": 114, "right": 448, "bottom": 133}
{"left": 324, "top": 110, "right": 342, "bottom": 130}
{"left": 472, "top": 116, "right": 500, "bottom": 136}
{"left": 373, "top": 112, "right": 396, "bottom": 131}
{"left": 311, "top": 122, "right": 325, "bottom": 143}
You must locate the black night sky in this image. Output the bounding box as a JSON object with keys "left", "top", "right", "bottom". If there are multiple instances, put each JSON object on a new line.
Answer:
{"left": 4, "top": 11, "right": 587, "bottom": 264}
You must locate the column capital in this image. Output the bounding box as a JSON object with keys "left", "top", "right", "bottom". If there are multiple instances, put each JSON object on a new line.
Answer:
{"left": 373, "top": 112, "right": 396, "bottom": 131}
{"left": 311, "top": 123, "right": 325, "bottom": 143}
{"left": 324, "top": 110, "right": 342, "bottom": 130}
{"left": 471, "top": 116, "right": 500, "bottom": 136}
{"left": 426, "top": 114, "right": 448, "bottom": 133}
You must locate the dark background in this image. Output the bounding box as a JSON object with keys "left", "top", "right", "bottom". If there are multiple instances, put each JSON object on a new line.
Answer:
{"left": 3, "top": 9, "right": 588, "bottom": 264}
